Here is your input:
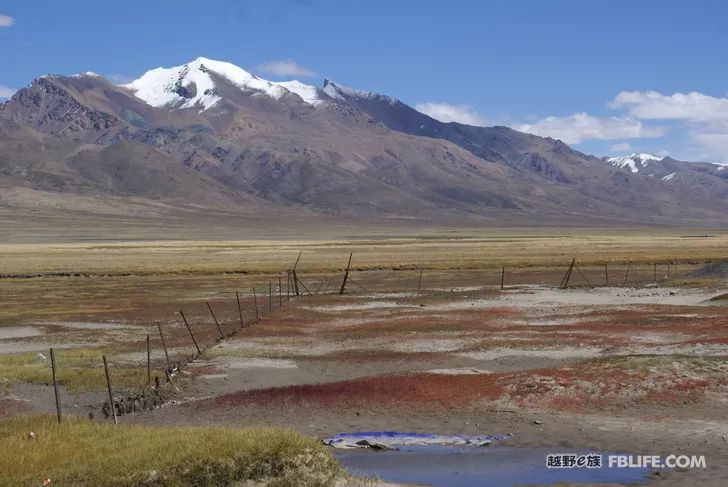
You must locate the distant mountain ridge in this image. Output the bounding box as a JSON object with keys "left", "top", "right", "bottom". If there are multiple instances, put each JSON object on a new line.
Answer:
{"left": 1, "top": 57, "right": 727, "bottom": 225}
{"left": 603, "top": 153, "right": 727, "bottom": 191}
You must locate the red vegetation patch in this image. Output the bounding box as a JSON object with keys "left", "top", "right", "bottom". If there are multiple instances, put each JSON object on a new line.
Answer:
{"left": 208, "top": 372, "right": 507, "bottom": 410}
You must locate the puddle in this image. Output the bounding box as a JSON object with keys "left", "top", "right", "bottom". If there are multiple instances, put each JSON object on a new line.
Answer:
{"left": 308, "top": 301, "right": 420, "bottom": 312}
{"left": 0, "top": 327, "right": 43, "bottom": 339}
{"left": 335, "top": 446, "right": 652, "bottom": 486}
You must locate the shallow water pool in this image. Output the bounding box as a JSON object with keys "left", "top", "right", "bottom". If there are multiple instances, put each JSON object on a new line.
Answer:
{"left": 334, "top": 446, "right": 652, "bottom": 486}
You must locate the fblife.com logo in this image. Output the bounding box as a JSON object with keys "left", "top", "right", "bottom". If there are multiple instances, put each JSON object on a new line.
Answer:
{"left": 547, "top": 453, "right": 707, "bottom": 469}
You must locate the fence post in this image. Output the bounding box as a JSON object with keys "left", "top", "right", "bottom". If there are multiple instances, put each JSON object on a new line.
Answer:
{"left": 269, "top": 282, "right": 273, "bottom": 314}
{"left": 157, "top": 324, "right": 170, "bottom": 366}
{"left": 206, "top": 301, "right": 224, "bottom": 338}
{"left": 50, "top": 348, "right": 62, "bottom": 424}
{"left": 146, "top": 334, "right": 151, "bottom": 385}
{"left": 279, "top": 276, "right": 283, "bottom": 306}
{"left": 102, "top": 355, "right": 117, "bottom": 425}
{"left": 292, "top": 270, "right": 300, "bottom": 296}
{"left": 236, "top": 291, "right": 245, "bottom": 329}
{"left": 623, "top": 262, "right": 631, "bottom": 286}
{"left": 179, "top": 310, "right": 201, "bottom": 354}
{"left": 560, "top": 258, "right": 576, "bottom": 289}
{"left": 253, "top": 287, "right": 260, "bottom": 323}
{"left": 339, "top": 253, "right": 354, "bottom": 294}
{"left": 604, "top": 263, "right": 609, "bottom": 285}
{"left": 500, "top": 266, "right": 505, "bottom": 290}
{"left": 417, "top": 269, "right": 423, "bottom": 291}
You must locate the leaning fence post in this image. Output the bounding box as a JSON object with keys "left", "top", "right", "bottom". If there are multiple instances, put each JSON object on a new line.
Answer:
{"left": 157, "top": 324, "right": 170, "bottom": 366}
{"left": 623, "top": 262, "right": 631, "bottom": 286}
{"left": 417, "top": 269, "right": 423, "bottom": 291}
{"left": 50, "top": 348, "right": 62, "bottom": 424}
{"left": 500, "top": 266, "right": 505, "bottom": 290}
{"left": 103, "top": 355, "right": 118, "bottom": 425}
{"left": 206, "top": 301, "right": 224, "bottom": 338}
{"left": 560, "top": 258, "right": 576, "bottom": 289}
{"left": 253, "top": 287, "right": 260, "bottom": 323}
{"left": 292, "top": 270, "right": 300, "bottom": 296}
{"left": 339, "top": 252, "right": 353, "bottom": 294}
{"left": 146, "top": 334, "right": 151, "bottom": 385}
{"left": 236, "top": 291, "right": 245, "bottom": 329}
{"left": 179, "top": 310, "right": 201, "bottom": 354}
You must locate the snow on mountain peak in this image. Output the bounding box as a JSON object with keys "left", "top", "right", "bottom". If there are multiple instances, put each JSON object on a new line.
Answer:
{"left": 122, "top": 57, "right": 320, "bottom": 110}
{"left": 322, "top": 79, "right": 397, "bottom": 105}
{"left": 605, "top": 153, "right": 665, "bottom": 173}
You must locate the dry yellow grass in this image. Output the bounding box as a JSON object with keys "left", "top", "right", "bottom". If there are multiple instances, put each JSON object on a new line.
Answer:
{"left": 0, "top": 349, "right": 148, "bottom": 394}
{"left": 0, "top": 415, "right": 344, "bottom": 487}
{"left": 1, "top": 229, "right": 727, "bottom": 277}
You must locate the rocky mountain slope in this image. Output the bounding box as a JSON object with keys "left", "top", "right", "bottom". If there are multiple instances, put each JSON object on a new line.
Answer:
{"left": 1, "top": 57, "right": 727, "bottom": 225}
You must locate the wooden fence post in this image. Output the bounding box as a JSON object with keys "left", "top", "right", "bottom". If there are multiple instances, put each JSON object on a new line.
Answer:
{"left": 236, "top": 291, "right": 245, "bottom": 329}
{"left": 604, "top": 263, "right": 609, "bottom": 285}
{"left": 50, "top": 348, "right": 62, "bottom": 424}
{"left": 286, "top": 271, "right": 291, "bottom": 300}
{"left": 269, "top": 282, "right": 273, "bottom": 314}
{"left": 654, "top": 262, "right": 657, "bottom": 282}
{"left": 102, "top": 355, "right": 117, "bottom": 425}
{"left": 179, "top": 310, "right": 201, "bottom": 354}
{"left": 146, "top": 335, "right": 151, "bottom": 385}
{"left": 206, "top": 301, "right": 224, "bottom": 338}
{"left": 292, "top": 270, "right": 300, "bottom": 296}
{"left": 500, "top": 266, "right": 505, "bottom": 290}
{"left": 253, "top": 287, "right": 260, "bottom": 323}
{"left": 560, "top": 258, "right": 576, "bottom": 289}
{"left": 157, "top": 324, "right": 170, "bottom": 365}
{"left": 279, "top": 276, "right": 283, "bottom": 306}
{"left": 623, "top": 262, "right": 631, "bottom": 286}
{"left": 340, "top": 252, "right": 353, "bottom": 294}
{"left": 417, "top": 269, "right": 423, "bottom": 291}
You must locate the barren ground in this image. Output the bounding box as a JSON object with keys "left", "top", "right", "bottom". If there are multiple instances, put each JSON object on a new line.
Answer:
{"left": 1, "top": 232, "right": 727, "bottom": 486}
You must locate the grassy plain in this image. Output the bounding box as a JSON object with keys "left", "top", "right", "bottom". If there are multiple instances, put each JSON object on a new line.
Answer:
{"left": 0, "top": 415, "right": 346, "bottom": 487}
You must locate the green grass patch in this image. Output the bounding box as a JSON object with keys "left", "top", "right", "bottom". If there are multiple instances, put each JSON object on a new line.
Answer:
{"left": 0, "top": 415, "right": 348, "bottom": 487}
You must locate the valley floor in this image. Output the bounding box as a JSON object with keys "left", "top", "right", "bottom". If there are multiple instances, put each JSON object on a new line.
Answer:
{"left": 1, "top": 233, "right": 727, "bottom": 486}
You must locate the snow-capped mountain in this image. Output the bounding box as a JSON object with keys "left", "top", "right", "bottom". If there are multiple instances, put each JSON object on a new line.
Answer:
{"left": 2, "top": 56, "right": 728, "bottom": 225}
{"left": 605, "top": 153, "right": 665, "bottom": 174}
{"left": 122, "top": 57, "right": 324, "bottom": 110}
{"left": 603, "top": 152, "right": 728, "bottom": 189}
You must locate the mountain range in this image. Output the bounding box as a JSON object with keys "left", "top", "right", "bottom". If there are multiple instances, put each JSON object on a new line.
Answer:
{"left": 1, "top": 57, "right": 727, "bottom": 227}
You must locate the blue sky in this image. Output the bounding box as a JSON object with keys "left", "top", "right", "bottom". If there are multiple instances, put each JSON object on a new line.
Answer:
{"left": 2, "top": 0, "right": 728, "bottom": 161}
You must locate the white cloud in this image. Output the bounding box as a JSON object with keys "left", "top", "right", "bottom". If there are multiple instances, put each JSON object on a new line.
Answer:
{"left": 611, "top": 90, "right": 728, "bottom": 122}
{"left": 515, "top": 112, "right": 666, "bottom": 145}
{"left": 415, "top": 102, "right": 486, "bottom": 126}
{"left": 0, "top": 15, "right": 14, "bottom": 27}
{"left": 256, "top": 59, "right": 316, "bottom": 78}
{"left": 610, "top": 142, "right": 632, "bottom": 152}
{"left": 608, "top": 90, "right": 728, "bottom": 162}
{"left": 0, "top": 85, "right": 15, "bottom": 100}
